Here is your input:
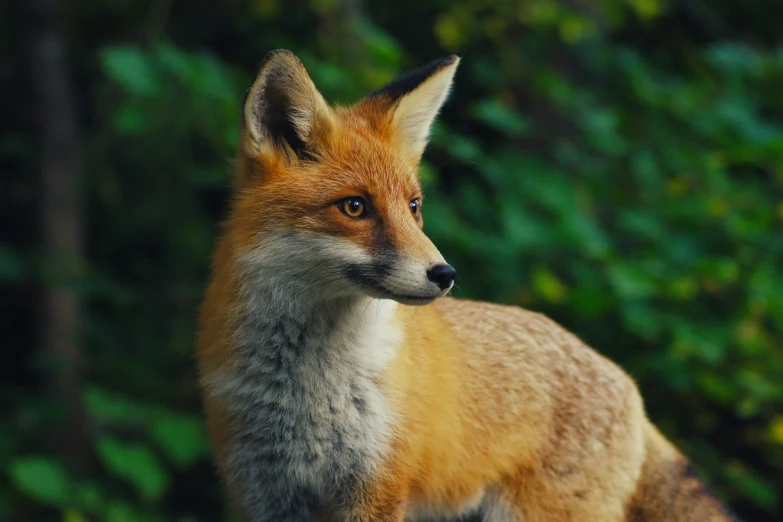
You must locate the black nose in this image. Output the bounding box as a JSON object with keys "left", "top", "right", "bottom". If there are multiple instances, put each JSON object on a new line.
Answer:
{"left": 426, "top": 264, "right": 456, "bottom": 291}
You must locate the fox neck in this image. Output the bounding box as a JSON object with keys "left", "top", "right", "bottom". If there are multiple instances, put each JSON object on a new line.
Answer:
{"left": 223, "top": 235, "right": 405, "bottom": 381}
{"left": 226, "top": 230, "right": 403, "bottom": 364}
{"left": 235, "top": 274, "right": 394, "bottom": 360}
{"left": 236, "top": 288, "right": 398, "bottom": 364}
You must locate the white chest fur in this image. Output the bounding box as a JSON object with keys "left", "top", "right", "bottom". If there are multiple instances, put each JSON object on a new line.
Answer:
{"left": 206, "top": 295, "right": 401, "bottom": 507}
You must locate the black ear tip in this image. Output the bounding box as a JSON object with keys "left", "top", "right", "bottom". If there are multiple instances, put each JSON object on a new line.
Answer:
{"left": 366, "top": 54, "right": 461, "bottom": 102}
{"left": 427, "top": 54, "right": 460, "bottom": 72}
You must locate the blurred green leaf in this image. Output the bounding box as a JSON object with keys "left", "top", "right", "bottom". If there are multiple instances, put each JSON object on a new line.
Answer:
{"left": 64, "top": 509, "right": 89, "bottom": 522}
{"left": 150, "top": 415, "right": 209, "bottom": 467}
{"left": 97, "top": 437, "right": 168, "bottom": 501}
{"left": 471, "top": 99, "right": 530, "bottom": 136}
{"left": 101, "top": 47, "right": 160, "bottom": 95}
{"left": 9, "top": 457, "right": 70, "bottom": 507}
{"left": 531, "top": 265, "right": 567, "bottom": 303}
{"left": 85, "top": 387, "right": 157, "bottom": 424}
{"left": 725, "top": 462, "right": 779, "bottom": 510}
{"left": 114, "top": 103, "right": 147, "bottom": 134}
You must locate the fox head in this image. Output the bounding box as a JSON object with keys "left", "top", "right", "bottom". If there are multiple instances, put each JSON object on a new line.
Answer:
{"left": 230, "top": 49, "right": 459, "bottom": 306}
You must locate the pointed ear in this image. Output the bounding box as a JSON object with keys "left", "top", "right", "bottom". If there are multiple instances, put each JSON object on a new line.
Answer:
{"left": 243, "top": 49, "right": 334, "bottom": 161}
{"left": 368, "top": 55, "right": 460, "bottom": 162}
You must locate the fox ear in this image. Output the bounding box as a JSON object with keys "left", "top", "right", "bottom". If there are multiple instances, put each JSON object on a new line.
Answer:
{"left": 368, "top": 55, "right": 460, "bottom": 162}
{"left": 243, "top": 49, "right": 333, "bottom": 160}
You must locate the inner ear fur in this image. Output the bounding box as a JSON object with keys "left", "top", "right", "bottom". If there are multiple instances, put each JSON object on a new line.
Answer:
{"left": 365, "top": 55, "right": 460, "bottom": 162}
{"left": 243, "top": 49, "right": 334, "bottom": 161}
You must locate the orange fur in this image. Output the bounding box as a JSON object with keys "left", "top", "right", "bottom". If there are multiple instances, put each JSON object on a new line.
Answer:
{"left": 197, "top": 50, "right": 741, "bottom": 521}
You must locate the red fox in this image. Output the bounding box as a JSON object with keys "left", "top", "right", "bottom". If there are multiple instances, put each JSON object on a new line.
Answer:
{"left": 197, "top": 50, "right": 742, "bottom": 521}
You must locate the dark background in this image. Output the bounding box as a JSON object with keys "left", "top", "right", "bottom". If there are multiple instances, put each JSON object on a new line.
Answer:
{"left": 2, "top": 0, "right": 782, "bottom": 520}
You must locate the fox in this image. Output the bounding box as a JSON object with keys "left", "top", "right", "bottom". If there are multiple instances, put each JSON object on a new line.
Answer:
{"left": 196, "top": 49, "right": 742, "bottom": 522}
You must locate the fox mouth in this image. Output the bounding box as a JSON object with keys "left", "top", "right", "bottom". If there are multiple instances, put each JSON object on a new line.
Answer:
{"left": 379, "top": 290, "right": 437, "bottom": 304}
{"left": 343, "top": 263, "right": 442, "bottom": 305}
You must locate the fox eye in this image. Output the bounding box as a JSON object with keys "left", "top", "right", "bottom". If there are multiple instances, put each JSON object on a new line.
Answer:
{"left": 410, "top": 198, "right": 422, "bottom": 218}
{"left": 339, "top": 197, "right": 367, "bottom": 219}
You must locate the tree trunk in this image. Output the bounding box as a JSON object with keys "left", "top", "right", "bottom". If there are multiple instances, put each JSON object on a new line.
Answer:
{"left": 22, "top": 0, "right": 86, "bottom": 457}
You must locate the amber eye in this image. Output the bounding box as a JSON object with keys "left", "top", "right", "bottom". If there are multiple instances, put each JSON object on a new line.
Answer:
{"left": 339, "top": 197, "right": 367, "bottom": 219}
{"left": 410, "top": 198, "right": 422, "bottom": 218}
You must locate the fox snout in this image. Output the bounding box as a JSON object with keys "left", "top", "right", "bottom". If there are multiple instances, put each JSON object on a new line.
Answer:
{"left": 343, "top": 255, "right": 454, "bottom": 306}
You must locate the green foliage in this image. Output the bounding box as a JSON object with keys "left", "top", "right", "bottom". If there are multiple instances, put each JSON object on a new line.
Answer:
{"left": 2, "top": 0, "right": 782, "bottom": 520}
{"left": 9, "top": 457, "right": 71, "bottom": 507}
{"left": 96, "top": 437, "right": 167, "bottom": 501}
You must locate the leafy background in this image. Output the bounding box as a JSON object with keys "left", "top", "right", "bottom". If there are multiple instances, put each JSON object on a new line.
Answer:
{"left": 2, "top": 0, "right": 782, "bottom": 520}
